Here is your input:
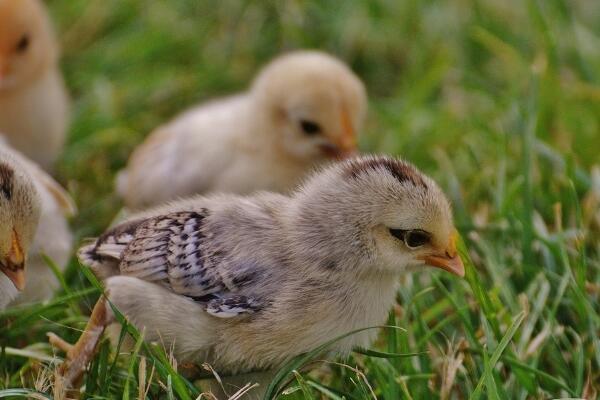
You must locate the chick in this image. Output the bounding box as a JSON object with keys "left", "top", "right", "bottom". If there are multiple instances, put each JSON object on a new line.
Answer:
{"left": 0, "top": 146, "right": 41, "bottom": 309}
{"left": 0, "top": 0, "right": 70, "bottom": 172}
{"left": 117, "top": 50, "right": 367, "bottom": 210}
{"left": 1, "top": 142, "right": 75, "bottom": 307}
{"left": 50, "top": 155, "right": 464, "bottom": 390}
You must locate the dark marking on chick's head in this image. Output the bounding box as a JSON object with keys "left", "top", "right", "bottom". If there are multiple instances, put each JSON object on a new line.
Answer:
{"left": 344, "top": 156, "right": 427, "bottom": 188}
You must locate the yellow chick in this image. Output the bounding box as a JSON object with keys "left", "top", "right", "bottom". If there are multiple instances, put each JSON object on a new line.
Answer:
{"left": 117, "top": 50, "right": 367, "bottom": 210}
{"left": 0, "top": 0, "right": 70, "bottom": 172}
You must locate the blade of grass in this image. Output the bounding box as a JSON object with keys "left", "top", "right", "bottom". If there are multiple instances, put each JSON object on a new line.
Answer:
{"left": 353, "top": 348, "right": 426, "bottom": 359}
{"left": 469, "top": 311, "right": 526, "bottom": 400}
{"left": 0, "top": 388, "right": 53, "bottom": 398}
{"left": 123, "top": 329, "right": 146, "bottom": 400}
{"left": 292, "top": 371, "right": 315, "bottom": 399}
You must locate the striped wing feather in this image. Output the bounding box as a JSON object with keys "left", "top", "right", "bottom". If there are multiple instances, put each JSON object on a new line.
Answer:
{"left": 78, "top": 211, "right": 261, "bottom": 318}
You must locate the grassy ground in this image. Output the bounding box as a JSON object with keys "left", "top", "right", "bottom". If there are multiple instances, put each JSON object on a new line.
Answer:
{"left": 1, "top": 0, "right": 599, "bottom": 398}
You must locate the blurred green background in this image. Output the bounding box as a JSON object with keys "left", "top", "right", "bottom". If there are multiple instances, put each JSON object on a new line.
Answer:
{"left": 3, "top": 0, "right": 599, "bottom": 398}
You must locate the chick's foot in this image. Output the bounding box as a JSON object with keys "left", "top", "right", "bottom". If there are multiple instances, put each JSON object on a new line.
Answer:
{"left": 48, "top": 296, "right": 113, "bottom": 390}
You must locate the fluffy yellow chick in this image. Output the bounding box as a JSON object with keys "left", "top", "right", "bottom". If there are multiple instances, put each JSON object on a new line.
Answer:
{"left": 117, "top": 50, "right": 367, "bottom": 210}
{"left": 0, "top": 0, "right": 70, "bottom": 172}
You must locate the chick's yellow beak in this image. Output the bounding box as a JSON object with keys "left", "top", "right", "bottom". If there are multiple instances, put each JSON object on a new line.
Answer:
{"left": 0, "top": 230, "right": 26, "bottom": 291}
{"left": 421, "top": 231, "right": 465, "bottom": 277}
{"left": 320, "top": 109, "right": 358, "bottom": 159}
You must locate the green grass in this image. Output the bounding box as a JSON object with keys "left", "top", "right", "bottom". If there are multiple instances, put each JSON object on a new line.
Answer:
{"left": 1, "top": 0, "right": 600, "bottom": 398}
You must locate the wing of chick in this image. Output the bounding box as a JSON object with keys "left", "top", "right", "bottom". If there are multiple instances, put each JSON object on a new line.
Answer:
{"left": 116, "top": 95, "right": 247, "bottom": 210}
{"left": 78, "top": 210, "right": 263, "bottom": 318}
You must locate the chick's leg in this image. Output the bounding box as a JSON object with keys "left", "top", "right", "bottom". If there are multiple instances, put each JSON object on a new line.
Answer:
{"left": 48, "top": 295, "right": 113, "bottom": 389}
{"left": 50, "top": 277, "right": 216, "bottom": 390}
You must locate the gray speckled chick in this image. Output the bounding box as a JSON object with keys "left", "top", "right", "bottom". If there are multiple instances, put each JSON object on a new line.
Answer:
{"left": 50, "top": 155, "right": 464, "bottom": 392}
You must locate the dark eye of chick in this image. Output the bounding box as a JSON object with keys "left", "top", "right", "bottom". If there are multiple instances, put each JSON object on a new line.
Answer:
{"left": 16, "top": 34, "right": 30, "bottom": 53}
{"left": 0, "top": 180, "right": 12, "bottom": 200}
{"left": 0, "top": 164, "right": 13, "bottom": 200}
{"left": 389, "top": 228, "right": 431, "bottom": 249}
{"left": 299, "top": 120, "right": 321, "bottom": 135}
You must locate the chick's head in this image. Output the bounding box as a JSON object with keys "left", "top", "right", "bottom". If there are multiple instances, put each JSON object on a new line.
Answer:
{"left": 0, "top": 154, "right": 41, "bottom": 290}
{"left": 251, "top": 50, "right": 366, "bottom": 161}
{"left": 0, "top": 0, "right": 57, "bottom": 91}
{"left": 291, "top": 155, "right": 464, "bottom": 278}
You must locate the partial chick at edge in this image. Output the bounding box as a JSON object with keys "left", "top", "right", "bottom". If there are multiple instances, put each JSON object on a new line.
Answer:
{"left": 0, "top": 144, "right": 41, "bottom": 309}
{"left": 117, "top": 50, "right": 367, "bottom": 210}
{"left": 0, "top": 140, "right": 75, "bottom": 309}
{"left": 0, "top": 0, "right": 70, "bottom": 172}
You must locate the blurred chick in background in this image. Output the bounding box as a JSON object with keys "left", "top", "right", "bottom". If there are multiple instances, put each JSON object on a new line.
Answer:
{"left": 117, "top": 50, "right": 367, "bottom": 210}
{"left": 0, "top": 0, "right": 70, "bottom": 172}
{"left": 0, "top": 140, "right": 75, "bottom": 309}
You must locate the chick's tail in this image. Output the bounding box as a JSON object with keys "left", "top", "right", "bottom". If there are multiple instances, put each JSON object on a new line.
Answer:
{"left": 77, "top": 241, "right": 121, "bottom": 280}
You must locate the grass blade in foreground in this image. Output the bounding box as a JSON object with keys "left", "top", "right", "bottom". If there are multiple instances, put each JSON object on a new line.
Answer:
{"left": 469, "top": 311, "right": 526, "bottom": 400}
{"left": 0, "top": 388, "right": 52, "bottom": 399}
